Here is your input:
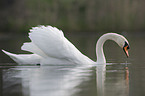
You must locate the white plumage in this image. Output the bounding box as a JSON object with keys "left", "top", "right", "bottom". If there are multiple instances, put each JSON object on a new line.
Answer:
{"left": 3, "top": 26, "right": 93, "bottom": 65}
{"left": 2, "top": 25, "right": 129, "bottom": 65}
{"left": 2, "top": 50, "right": 41, "bottom": 64}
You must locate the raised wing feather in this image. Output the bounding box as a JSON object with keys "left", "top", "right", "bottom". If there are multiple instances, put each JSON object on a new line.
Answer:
{"left": 21, "top": 26, "right": 84, "bottom": 63}
{"left": 21, "top": 42, "right": 47, "bottom": 58}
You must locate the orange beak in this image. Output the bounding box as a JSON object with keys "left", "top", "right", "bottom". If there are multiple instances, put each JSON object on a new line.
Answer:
{"left": 123, "top": 45, "right": 129, "bottom": 58}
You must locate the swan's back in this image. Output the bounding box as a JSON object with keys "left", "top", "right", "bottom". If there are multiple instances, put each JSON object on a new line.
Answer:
{"left": 21, "top": 26, "right": 93, "bottom": 64}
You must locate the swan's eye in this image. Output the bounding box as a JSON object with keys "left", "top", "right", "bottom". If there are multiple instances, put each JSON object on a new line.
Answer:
{"left": 124, "top": 41, "right": 130, "bottom": 49}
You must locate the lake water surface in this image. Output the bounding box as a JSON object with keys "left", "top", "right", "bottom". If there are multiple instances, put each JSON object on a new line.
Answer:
{"left": 0, "top": 32, "right": 145, "bottom": 96}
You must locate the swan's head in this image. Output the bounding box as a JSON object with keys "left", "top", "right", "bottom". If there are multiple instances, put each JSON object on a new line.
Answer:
{"left": 113, "top": 34, "right": 130, "bottom": 57}
{"left": 122, "top": 41, "right": 130, "bottom": 57}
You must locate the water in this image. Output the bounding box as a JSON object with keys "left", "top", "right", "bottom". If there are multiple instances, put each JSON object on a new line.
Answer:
{"left": 0, "top": 32, "right": 145, "bottom": 96}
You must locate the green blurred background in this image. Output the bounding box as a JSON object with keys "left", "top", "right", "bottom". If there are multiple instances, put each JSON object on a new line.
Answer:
{"left": 0, "top": 0, "right": 145, "bottom": 34}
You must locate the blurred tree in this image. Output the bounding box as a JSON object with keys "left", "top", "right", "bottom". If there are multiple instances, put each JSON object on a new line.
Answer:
{"left": 0, "top": 0, "right": 145, "bottom": 33}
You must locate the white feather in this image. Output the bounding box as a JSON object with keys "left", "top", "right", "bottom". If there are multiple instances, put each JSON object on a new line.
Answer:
{"left": 3, "top": 25, "right": 93, "bottom": 65}
{"left": 2, "top": 50, "right": 41, "bottom": 64}
{"left": 21, "top": 42, "right": 47, "bottom": 58}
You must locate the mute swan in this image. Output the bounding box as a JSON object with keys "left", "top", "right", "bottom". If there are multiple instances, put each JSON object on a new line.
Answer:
{"left": 2, "top": 26, "right": 130, "bottom": 65}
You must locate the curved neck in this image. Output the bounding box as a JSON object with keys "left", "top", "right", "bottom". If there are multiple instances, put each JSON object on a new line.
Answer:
{"left": 96, "top": 33, "right": 118, "bottom": 64}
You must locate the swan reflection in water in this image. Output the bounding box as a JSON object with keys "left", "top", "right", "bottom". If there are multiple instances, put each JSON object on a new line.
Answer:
{"left": 15, "top": 64, "right": 98, "bottom": 96}
{"left": 96, "top": 64, "right": 130, "bottom": 96}
{"left": 2, "top": 63, "right": 130, "bottom": 96}
{"left": 96, "top": 65, "right": 106, "bottom": 96}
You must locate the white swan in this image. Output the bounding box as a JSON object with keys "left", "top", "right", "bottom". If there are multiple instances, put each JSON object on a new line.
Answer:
{"left": 2, "top": 25, "right": 130, "bottom": 65}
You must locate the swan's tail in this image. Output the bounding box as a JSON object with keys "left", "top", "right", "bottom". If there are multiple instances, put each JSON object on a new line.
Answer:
{"left": 2, "top": 50, "right": 42, "bottom": 64}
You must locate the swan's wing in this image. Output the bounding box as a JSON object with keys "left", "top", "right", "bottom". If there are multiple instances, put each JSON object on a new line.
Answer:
{"left": 2, "top": 50, "right": 41, "bottom": 64}
{"left": 21, "top": 26, "right": 87, "bottom": 64}
{"left": 21, "top": 42, "right": 47, "bottom": 58}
